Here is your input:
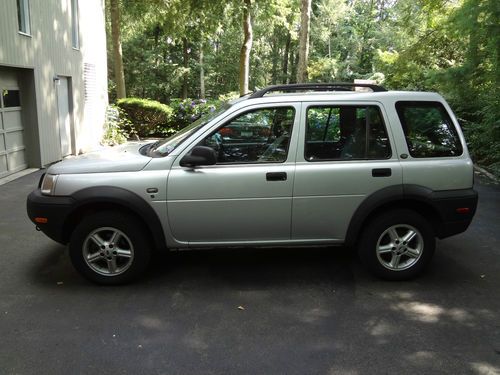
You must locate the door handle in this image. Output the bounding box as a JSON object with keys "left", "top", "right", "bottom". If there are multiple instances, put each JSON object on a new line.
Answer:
{"left": 266, "top": 172, "right": 287, "bottom": 181}
{"left": 372, "top": 168, "right": 392, "bottom": 177}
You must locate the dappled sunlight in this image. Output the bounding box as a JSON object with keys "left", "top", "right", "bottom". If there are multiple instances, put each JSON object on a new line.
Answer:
{"left": 364, "top": 317, "right": 398, "bottom": 337}
{"left": 404, "top": 350, "right": 438, "bottom": 368}
{"left": 470, "top": 362, "right": 500, "bottom": 375}
{"left": 183, "top": 329, "right": 209, "bottom": 351}
{"left": 374, "top": 290, "right": 494, "bottom": 327}
{"left": 392, "top": 301, "right": 445, "bottom": 323}
{"left": 299, "top": 307, "right": 331, "bottom": 324}
{"left": 328, "top": 367, "right": 360, "bottom": 375}
{"left": 137, "top": 316, "right": 169, "bottom": 331}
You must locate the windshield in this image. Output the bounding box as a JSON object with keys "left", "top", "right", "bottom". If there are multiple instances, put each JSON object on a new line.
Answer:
{"left": 148, "top": 104, "right": 231, "bottom": 157}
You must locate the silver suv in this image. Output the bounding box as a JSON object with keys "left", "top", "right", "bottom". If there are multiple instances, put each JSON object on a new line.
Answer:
{"left": 27, "top": 83, "right": 478, "bottom": 284}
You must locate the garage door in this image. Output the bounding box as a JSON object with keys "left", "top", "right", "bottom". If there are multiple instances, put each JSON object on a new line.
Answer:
{"left": 0, "top": 71, "right": 27, "bottom": 178}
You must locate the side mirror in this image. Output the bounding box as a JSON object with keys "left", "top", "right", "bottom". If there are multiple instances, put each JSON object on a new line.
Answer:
{"left": 179, "top": 146, "right": 217, "bottom": 167}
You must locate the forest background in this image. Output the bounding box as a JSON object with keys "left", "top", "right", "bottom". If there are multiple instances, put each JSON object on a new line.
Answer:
{"left": 105, "top": 0, "right": 499, "bottom": 176}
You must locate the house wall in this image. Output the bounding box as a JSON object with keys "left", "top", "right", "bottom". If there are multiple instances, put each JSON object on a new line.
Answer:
{"left": 0, "top": 0, "right": 108, "bottom": 167}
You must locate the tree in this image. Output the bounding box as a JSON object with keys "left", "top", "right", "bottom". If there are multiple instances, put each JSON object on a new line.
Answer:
{"left": 109, "top": 0, "right": 126, "bottom": 98}
{"left": 296, "top": 0, "right": 311, "bottom": 82}
{"left": 239, "top": 0, "right": 253, "bottom": 95}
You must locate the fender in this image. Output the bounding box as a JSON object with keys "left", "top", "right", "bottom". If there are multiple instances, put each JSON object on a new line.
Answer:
{"left": 345, "top": 185, "right": 404, "bottom": 247}
{"left": 344, "top": 184, "right": 478, "bottom": 246}
{"left": 66, "top": 186, "right": 166, "bottom": 250}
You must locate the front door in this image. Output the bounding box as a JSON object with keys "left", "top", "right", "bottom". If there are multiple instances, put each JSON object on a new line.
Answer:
{"left": 167, "top": 104, "right": 300, "bottom": 245}
{"left": 56, "top": 77, "right": 72, "bottom": 157}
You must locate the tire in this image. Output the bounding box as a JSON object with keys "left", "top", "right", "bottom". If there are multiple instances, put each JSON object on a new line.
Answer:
{"left": 357, "top": 209, "right": 435, "bottom": 280}
{"left": 69, "top": 211, "right": 152, "bottom": 285}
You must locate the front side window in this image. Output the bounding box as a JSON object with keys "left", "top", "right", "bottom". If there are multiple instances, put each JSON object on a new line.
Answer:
{"left": 396, "top": 101, "right": 462, "bottom": 158}
{"left": 305, "top": 105, "right": 391, "bottom": 161}
{"left": 17, "top": 0, "right": 31, "bottom": 35}
{"left": 198, "top": 107, "right": 295, "bottom": 164}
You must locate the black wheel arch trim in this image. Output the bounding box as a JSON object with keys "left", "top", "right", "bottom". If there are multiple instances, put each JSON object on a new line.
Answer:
{"left": 66, "top": 186, "right": 167, "bottom": 250}
{"left": 344, "top": 184, "right": 478, "bottom": 246}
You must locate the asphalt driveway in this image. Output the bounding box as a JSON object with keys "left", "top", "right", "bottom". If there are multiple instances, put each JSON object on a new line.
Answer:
{"left": 0, "top": 170, "right": 499, "bottom": 375}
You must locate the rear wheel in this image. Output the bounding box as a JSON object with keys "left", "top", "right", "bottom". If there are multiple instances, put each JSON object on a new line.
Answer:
{"left": 69, "top": 212, "right": 151, "bottom": 285}
{"left": 358, "top": 209, "right": 435, "bottom": 280}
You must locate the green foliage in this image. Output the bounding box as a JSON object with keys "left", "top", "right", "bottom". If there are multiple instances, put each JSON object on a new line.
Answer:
{"left": 102, "top": 105, "right": 129, "bottom": 146}
{"left": 113, "top": 97, "right": 222, "bottom": 139}
{"left": 218, "top": 91, "right": 240, "bottom": 102}
{"left": 116, "top": 98, "right": 174, "bottom": 138}
{"left": 169, "top": 99, "right": 220, "bottom": 129}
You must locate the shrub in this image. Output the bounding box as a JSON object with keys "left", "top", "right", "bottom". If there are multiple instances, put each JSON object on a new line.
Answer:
{"left": 168, "top": 98, "right": 220, "bottom": 130}
{"left": 116, "top": 98, "right": 173, "bottom": 138}
{"left": 101, "top": 105, "right": 128, "bottom": 146}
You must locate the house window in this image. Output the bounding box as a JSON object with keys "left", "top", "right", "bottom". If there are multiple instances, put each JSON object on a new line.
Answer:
{"left": 17, "top": 0, "right": 31, "bottom": 35}
{"left": 71, "top": 0, "right": 79, "bottom": 48}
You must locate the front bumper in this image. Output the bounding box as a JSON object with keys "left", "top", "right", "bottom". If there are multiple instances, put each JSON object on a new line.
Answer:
{"left": 26, "top": 189, "right": 75, "bottom": 244}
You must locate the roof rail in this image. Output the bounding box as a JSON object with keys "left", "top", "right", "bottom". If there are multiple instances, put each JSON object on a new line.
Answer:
{"left": 248, "top": 82, "right": 387, "bottom": 98}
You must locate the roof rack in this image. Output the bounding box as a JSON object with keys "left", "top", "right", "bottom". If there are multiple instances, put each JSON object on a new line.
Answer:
{"left": 248, "top": 82, "right": 387, "bottom": 98}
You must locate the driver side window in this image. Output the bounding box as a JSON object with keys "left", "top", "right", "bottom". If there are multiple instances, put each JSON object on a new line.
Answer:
{"left": 198, "top": 107, "right": 295, "bottom": 164}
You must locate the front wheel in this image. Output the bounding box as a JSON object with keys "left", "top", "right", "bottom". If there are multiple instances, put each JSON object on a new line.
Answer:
{"left": 358, "top": 209, "right": 435, "bottom": 280}
{"left": 69, "top": 211, "right": 151, "bottom": 285}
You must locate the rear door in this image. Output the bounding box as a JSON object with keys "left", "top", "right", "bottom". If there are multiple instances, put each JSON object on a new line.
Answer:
{"left": 292, "top": 101, "right": 402, "bottom": 242}
{"left": 167, "top": 103, "right": 300, "bottom": 245}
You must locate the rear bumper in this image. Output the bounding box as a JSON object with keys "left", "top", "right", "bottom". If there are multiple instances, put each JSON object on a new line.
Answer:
{"left": 431, "top": 188, "right": 478, "bottom": 238}
{"left": 26, "top": 189, "right": 75, "bottom": 244}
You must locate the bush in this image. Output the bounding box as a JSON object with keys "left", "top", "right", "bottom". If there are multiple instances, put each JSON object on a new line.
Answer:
{"left": 168, "top": 98, "right": 220, "bottom": 130}
{"left": 102, "top": 105, "right": 129, "bottom": 146}
{"left": 116, "top": 98, "right": 173, "bottom": 138}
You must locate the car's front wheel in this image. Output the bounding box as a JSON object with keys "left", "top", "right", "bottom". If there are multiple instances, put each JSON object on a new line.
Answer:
{"left": 69, "top": 211, "right": 151, "bottom": 285}
{"left": 358, "top": 209, "right": 435, "bottom": 280}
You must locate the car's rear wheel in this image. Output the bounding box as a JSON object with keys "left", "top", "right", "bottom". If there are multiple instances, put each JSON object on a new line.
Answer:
{"left": 358, "top": 209, "right": 435, "bottom": 280}
{"left": 69, "top": 211, "right": 151, "bottom": 285}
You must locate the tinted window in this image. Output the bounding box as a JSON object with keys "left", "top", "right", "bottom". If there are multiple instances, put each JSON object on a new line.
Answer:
{"left": 2, "top": 90, "right": 21, "bottom": 108}
{"left": 198, "top": 107, "right": 295, "bottom": 164}
{"left": 396, "top": 101, "right": 463, "bottom": 158}
{"left": 305, "top": 105, "right": 391, "bottom": 161}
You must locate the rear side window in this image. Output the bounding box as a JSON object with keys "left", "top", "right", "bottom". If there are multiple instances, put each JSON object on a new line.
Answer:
{"left": 305, "top": 105, "right": 391, "bottom": 161}
{"left": 396, "top": 101, "right": 462, "bottom": 158}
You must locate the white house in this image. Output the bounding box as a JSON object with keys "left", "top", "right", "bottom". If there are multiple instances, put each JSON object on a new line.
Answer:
{"left": 0, "top": 0, "right": 108, "bottom": 178}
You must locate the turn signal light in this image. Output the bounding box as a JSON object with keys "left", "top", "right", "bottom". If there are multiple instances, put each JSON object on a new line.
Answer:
{"left": 456, "top": 207, "right": 470, "bottom": 214}
{"left": 34, "top": 217, "right": 48, "bottom": 224}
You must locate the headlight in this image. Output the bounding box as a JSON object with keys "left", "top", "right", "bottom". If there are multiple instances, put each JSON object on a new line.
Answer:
{"left": 41, "top": 174, "right": 59, "bottom": 195}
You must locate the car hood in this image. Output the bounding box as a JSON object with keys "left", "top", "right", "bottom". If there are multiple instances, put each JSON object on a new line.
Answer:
{"left": 47, "top": 142, "right": 152, "bottom": 174}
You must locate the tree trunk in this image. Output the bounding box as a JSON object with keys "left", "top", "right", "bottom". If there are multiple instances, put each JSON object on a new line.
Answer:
{"left": 182, "top": 37, "right": 189, "bottom": 99}
{"left": 296, "top": 0, "right": 312, "bottom": 83}
{"left": 199, "top": 44, "right": 205, "bottom": 99}
{"left": 239, "top": 0, "right": 253, "bottom": 96}
{"left": 109, "top": 0, "right": 126, "bottom": 99}
{"left": 270, "top": 36, "right": 279, "bottom": 84}
{"left": 282, "top": 31, "right": 291, "bottom": 84}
